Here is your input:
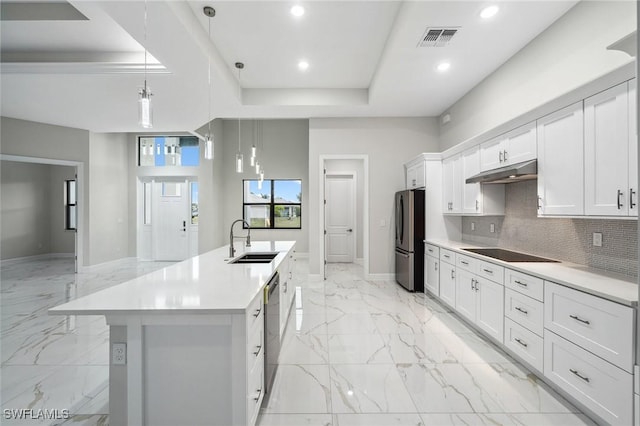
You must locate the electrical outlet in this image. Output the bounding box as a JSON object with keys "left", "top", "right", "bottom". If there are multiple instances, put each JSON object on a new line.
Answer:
{"left": 592, "top": 232, "right": 603, "bottom": 247}
{"left": 112, "top": 343, "right": 126, "bottom": 365}
{"left": 490, "top": 223, "right": 495, "bottom": 233}
{"left": 379, "top": 219, "right": 386, "bottom": 227}
{"left": 471, "top": 222, "right": 476, "bottom": 231}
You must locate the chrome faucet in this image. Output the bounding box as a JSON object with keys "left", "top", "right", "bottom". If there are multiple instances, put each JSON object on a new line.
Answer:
{"left": 229, "top": 219, "right": 251, "bottom": 258}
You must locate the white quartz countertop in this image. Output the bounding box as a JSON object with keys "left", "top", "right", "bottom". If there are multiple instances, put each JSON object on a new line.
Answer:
{"left": 425, "top": 239, "right": 638, "bottom": 307}
{"left": 49, "top": 241, "right": 295, "bottom": 316}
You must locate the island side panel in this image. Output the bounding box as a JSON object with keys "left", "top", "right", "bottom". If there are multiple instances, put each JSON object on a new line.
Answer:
{"left": 109, "top": 325, "right": 128, "bottom": 426}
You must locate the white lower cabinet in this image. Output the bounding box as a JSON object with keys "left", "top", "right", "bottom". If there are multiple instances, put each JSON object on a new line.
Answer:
{"left": 455, "top": 267, "right": 504, "bottom": 343}
{"left": 505, "top": 317, "right": 543, "bottom": 372}
{"left": 439, "top": 259, "right": 456, "bottom": 309}
{"left": 544, "top": 329, "right": 633, "bottom": 425}
{"left": 425, "top": 253, "right": 439, "bottom": 296}
{"left": 505, "top": 288, "right": 544, "bottom": 336}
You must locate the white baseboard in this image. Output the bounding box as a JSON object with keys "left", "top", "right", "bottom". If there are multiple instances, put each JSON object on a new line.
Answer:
{"left": 1, "top": 253, "right": 74, "bottom": 267}
{"left": 354, "top": 258, "right": 364, "bottom": 265}
{"left": 78, "top": 256, "right": 137, "bottom": 272}
{"left": 366, "top": 273, "right": 395, "bottom": 281}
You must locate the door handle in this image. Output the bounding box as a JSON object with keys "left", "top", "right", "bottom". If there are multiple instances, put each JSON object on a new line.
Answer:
{"left": 617, "top": 189, "right": 623, "bottom": 209}
{"left": 182, "top": 220, "right": 186, "bottom": 232}
{"left": 347, "top": 229, "right": 353, "bottom": 232}
{"left": 499, "top": 151, "right": 503, "bottom": 163}
{"left": 631, "top": 188, "right": 636, "bottom": 209}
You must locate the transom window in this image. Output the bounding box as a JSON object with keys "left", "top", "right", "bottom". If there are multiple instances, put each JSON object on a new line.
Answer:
{"left": 243, "top": 179, "right": 301, "bottom": 229}
{"left": 138, "top": 136, "right": 200, "bottom": 167}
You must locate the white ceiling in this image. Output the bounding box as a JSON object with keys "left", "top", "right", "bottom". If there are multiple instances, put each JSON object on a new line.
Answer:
{"left": 0, "top": 0, "right": 577, "bottom": 133}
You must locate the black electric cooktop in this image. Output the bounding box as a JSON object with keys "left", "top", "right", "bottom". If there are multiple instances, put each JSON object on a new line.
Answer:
{"left": 461, "top": 248, "right": 559, "bottom": 263}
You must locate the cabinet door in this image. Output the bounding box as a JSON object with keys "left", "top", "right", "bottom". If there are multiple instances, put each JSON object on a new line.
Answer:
{"left": 455, "top": 269, "right": 476, "bottom": 323}
{"left": 584, "top": 82, "right": 629, "bottom": 216}
{"left": 629, "top": 79, "right": 637, "bottom": 217}
{"left": 425, "top": 255, "right": 439, "bottom": 297}
{"left": 504, "top": 121, "right": 537, "bottom": 165}
{"left": 442, "top": 156, "right": 461, "bottom": 213}
{"left": 475, "top": 277, "right": 504, "bottom": 343}
{"left": 480, "top": 137, "right": 503, "bottom": 171}
{"left": 537, "top": 102, "right": 584, "bottom": 215}
{"left": 439, "top": 262, "right": 456, "bottom": 308}
{"left": 461, "top": 147, "right": 482, "bottom": 214}
{"left": 415, "top": 161, "right": 426, "bottom": 188}
{"left": 406, "top": 165, "right": 418, "bottom": 189}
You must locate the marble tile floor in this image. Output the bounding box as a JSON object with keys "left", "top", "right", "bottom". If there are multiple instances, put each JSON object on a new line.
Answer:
{"left": 1, "top": 258, "right": 595, "bottom": 426}
{"left": 1, "top": 257, "right": 172, "bottom": 426}
{"left": 257, "top": 263, "right": 595, "bottom": 426}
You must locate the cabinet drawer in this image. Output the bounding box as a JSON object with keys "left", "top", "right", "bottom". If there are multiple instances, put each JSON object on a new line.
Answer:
{"left": 544, "top": 330, "right": 633, "bottom": 425}
{"left": 425, "top": 243, "right": 439, "bottom": 258}
{"left": 456, "top": 253, "right": 477, "bottom": 272}
{"left": 505, "top": 289, "right": 543, "bottom": 336}
{"left": 505, "top": 268, "right": 544, "bottom": 301}
{"left": 440, "top": 249, "right": 456, "bottom": 264}
{"left": 246, "top": 290, "right": 264, "bottom": 334}
{"left": 544, "top": 282, "right": 634, "bottom": 372}
{"left": 247, "top": 351, "right": 264, "bottom": 426}
{"left": 247, "top": 321, "right": 264, "bottom": 372}
{"left": 477, "top": 260, "right": 504, "bottom": 285}
{"left": 505, "top": 318, "right": 543, "bottom": 373}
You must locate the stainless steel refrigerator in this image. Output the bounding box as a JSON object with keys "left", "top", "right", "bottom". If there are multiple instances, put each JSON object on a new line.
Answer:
{"left": 394, "top": 189, "right": 425, "bottom": 292}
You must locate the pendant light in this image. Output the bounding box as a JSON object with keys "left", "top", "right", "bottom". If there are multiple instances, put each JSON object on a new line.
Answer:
{"left": 203, "top": 6, "right": 216, "bottom": 160}
{"left": 250, "top": 120, "right": 256, "bottom": 167}
{"left": 235, "top": 62, "right": 244, "bottom": 173}
{"left": 138, "top": 0, "right": 153, "bottom": 128}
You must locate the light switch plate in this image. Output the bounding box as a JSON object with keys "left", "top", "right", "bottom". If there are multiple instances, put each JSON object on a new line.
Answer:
{"left": 471, "top": 222, "right": 476, "bottom": 231}
{"left": 490, "top": 223, "right": 495, "bottom": 233}
{"left": 112, "top": 343, "right": 126, "bottom": 365}
{"left": 592, "top": 232, "right": 603, "bottom": 247}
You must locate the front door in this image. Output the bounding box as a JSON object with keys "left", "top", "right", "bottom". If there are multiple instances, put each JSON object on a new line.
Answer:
{"left": 155, "top": 181, "right": 189, "bottom": 261}
{"left": 325, "top": 174, "right": 355, "bottom": 263}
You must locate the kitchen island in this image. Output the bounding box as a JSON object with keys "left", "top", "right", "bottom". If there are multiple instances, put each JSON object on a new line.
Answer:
{"left": 49, "top": 241, "right": 296, "bottom": 426}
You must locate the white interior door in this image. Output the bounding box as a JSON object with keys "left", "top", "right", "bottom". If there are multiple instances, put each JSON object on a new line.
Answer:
{"left": 154, "top": 180, "right": 189, "bottom": 261}
{"left": 325, "top": 174, "right": 355, "bottom": 263}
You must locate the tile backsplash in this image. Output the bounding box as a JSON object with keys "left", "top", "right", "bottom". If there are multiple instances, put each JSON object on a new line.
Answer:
{"left": 462, "top": 180, "right": 638, "bottom": 278}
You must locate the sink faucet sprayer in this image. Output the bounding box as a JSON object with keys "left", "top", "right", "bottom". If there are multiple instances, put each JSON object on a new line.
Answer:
{"left": 229, "top": 219, "right": 251, "bottom": 258}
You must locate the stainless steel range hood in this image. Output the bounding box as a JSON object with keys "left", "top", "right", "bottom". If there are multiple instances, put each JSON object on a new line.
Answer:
{"left": 465, "top": 159, "right": 537, "bottom": 184}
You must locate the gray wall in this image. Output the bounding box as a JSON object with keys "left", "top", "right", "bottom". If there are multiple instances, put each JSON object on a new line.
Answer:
{"left": 222, "top": 119, "right": 310, "bottom": 253}
{"left": 462, "top": 180, "right": 638, "bottom": 278}
{"left": 325, "top": 159, "right": 365, "bottom": 259}
{"left": 309, "top": 117, "right": 440, "bottom": 275}
{"left": 439, "top": 1, "right": 636, "bottom": 149}
{"left": 1, "top": 161, "right": 75, "bottom": 259}
{"left": 1, "top": 117, "right": 90, "bottom": 264}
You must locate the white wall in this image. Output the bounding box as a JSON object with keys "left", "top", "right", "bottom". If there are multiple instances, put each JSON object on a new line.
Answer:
{"left": 309, "top": 117, "right": 440, "bottom": 276}
{"left": 89, "top": 132, "right": 130, "bottom": 265}
{"left": 439, "top": 0, "right": 636, "bottom": 149}
{"left": 222, "top": 119, "right": 309, "bottom": 253}
{"left": 325, "top": 159, "right": 364, "bottom": 259}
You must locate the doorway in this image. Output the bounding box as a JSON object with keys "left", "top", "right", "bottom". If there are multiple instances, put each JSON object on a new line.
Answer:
{"left": 325, "top": 173, "right": 356, "bottom": 263}
{"left": 319, "top": 155, "right": 369, "bottom": 280}
{"left": 138, "top": 178, "right": 197, "bottom": 261}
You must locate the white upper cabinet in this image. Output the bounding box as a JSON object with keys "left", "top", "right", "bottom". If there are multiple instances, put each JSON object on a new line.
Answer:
{"left": 480, "top": 122, "right": 537, "bottom": 171}
{"left": 406, "top": 159, "right": 426, "bottom": 189}
{"left": 628, "top": 79, "right": 637, "bottom": 217}
{"left": 584, "top": 82, "right": 630, "bottom": 216}
{"left": 461, "top": 146, "right": 482, "bottom": 214}
{"left": 442, "top": 154, "right": 462, "bottom": 214}
{"left": 537, "top": 101, "right": 584, "bottom": 216}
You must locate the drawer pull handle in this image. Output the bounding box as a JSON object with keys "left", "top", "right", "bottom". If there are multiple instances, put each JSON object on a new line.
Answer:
{"left": 471, "top": 278, "right": 476, "bottom": 290}
{"left": 569, "top": 368, "right": 590, "bottom": 383}
{"left": 253, "top": 388, "right": 263, "bottom": 401}
{"left": 569, "top": 314, "right": 590, "bottom": 325}
{"left": 461, "top": 260, "right": 469, "bottom": 265}
{"left": 253, "top": 307, "right": 262, "bottom": 318}
{"left": 515, "top": 306, "right": 528, "bottom": 315}
{"left": 253, "top": 345, "right": 262, "bottom": 356}
{"left": 444, "top": 254, "right": 450, "bottom": 259}
{"left": 482, "top": 268, "right": 493, "bottom": 274}
{"left": 435, "top": 262, "right": 438, "bottom": 271}
{"left": 514, "top": 280, "right": 528, "bottom": 287}
{"left": 514, "top": 338, "right": 528, "bottom": 348}
{"left": 451, "top": 270, "right": 455, "bottom": 279}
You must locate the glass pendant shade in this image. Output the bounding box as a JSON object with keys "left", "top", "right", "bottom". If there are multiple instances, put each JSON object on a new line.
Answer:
{"left": 260, "top": 170, "right": 264, "bottom": 182}
{"left": 250, "top": 156, "right": 255, "bottom": 167}
{"left": 138, "top": 85, "right": 153, "bottom": 128}
{"left": 204, "top": 135, "right": 214, "bottom": 160}
{"left": 251, "top": 145, "right": 256, "bottom": 157}
{"left": 257, "top": 179, "right": 263, "bottom": 190}
{"left": 255, "top": 161, "right": 260, "bottom": 175}
{"left": 236, "top": 153, "right": 244, "bottom": 173}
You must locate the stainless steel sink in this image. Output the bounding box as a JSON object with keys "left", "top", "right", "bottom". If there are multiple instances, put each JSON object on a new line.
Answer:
{"left": 228, "top": 252, "right": 278, "bottom": 264}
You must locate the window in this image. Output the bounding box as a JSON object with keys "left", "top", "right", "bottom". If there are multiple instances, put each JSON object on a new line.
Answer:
{"left": 243, "top": 179, "right": 301, "bottom": 229}
{"left": 191, "top": 182, "right": 199, "bottom": 225}
{"left": 138, "top": 136, "right": 200, "bottom": 167}
{"left": 65, "top": 180, "right": 77, "bottom": 230}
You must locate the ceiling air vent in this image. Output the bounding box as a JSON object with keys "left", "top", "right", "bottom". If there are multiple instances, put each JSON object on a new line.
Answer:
{"left": 418, "top": 27, "right": 459, "bottom": 47}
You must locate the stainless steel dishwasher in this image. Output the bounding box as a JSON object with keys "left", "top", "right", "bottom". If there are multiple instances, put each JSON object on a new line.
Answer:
{"left": 263, "top": 272, "right": 280, "bottom": 400}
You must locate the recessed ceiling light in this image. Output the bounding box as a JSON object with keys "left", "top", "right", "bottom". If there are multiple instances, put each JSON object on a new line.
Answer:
{"left": 436, "top": 62, "right": 451, "bottom": 72}
{"left": 480, "top": 5, "right": 499, "bottom": 19}
{"left": 298, "top": 60, "right": 309, "bottom": 71}
{"left": 290, "top": 5, "right": 305, "bottom": 17}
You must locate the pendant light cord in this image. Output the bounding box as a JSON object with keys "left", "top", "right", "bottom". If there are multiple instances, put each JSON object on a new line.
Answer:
{"left": 144, "top": 0, "right": 148, "bottom": 91}
{"left": 207, "top": 15, "right": 212, "bottom": 137}
{"left": 237, "top": 65, "right": 242, "bottom": 153}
